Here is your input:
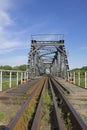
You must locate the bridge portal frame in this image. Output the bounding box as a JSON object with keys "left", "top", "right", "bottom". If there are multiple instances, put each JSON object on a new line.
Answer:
{"left": 27, "top": 34, "right": 70, "bottom": 78}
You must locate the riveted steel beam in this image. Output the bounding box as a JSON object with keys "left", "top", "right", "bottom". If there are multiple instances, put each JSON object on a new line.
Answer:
{"left": 27, "top": 34, "right": 70, "bottom": 78}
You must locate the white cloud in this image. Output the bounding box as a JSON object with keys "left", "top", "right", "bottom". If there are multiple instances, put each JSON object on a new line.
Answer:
{"left": 0, "top": 0, "right": 26, "bottom": 66}
{"left": 0, "top": 41, "right": 21, "bottom": 50}
{"left": 0, "top": 0, "right": 22, "bottom": 54}
{"left": 0, "top": 48, "right": 14, "bottom": 54}
{"left": 0, "top": 0, "right": 13, "bottom": 27}
{"left": 0, "top": 10, "right": 13, "bottom": 26}
{"left": 0, "top": 0, "right": 11, "bottom": 9}
{"left": 0, "top": 0, "right": 14, "bottom": 45}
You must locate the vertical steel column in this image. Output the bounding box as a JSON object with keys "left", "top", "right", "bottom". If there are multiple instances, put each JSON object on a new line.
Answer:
{"left": 58, "top": 51, "right": 61, "bottom": 76}
{"left": 58, "top": 52, "right": 60, "bottom": 68}
{"left": 53, "top": 63, "right": 55, "bottom": 76}
{"left": 67, "top": 71, "right": 70, "bottom": 81}
{"left": 54, "top": 59, "right": 57, "bottom": 76}
{"left": 17, "top": 72, "right": 18, "bottom": 86}
{"left": 54, "top": 59, "right": 56, "bottom": 66}
{"left": 85, "top": 72, "right": 87, "bottom": 88}
{"left": 61, "top": 54, "right": 63, "bottom": 71}
{"left": 32, "top": 54, "right": 34, "bottom": 66}
{"left": 0, "top": 71, "right": 2, "bottom": 91}
{"left": 9, "top": 71, "right": 12, "bottom": 88}
{"left": 33, "top": 54, "right": 35, "bottom": 67}
{"left": 56, "top": 54, "right": 58, "bottom": 77}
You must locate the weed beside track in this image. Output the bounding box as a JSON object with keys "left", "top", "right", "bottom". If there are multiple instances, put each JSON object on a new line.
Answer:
{"left": 40, "top": 91, "right": 53, "bottom": 130}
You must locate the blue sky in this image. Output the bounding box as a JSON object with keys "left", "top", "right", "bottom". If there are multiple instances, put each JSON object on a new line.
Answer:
{"left": 0, "top": 0, "right": 87, "bottom": 69}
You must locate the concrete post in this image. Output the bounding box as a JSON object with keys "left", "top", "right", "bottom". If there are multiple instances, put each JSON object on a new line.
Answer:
{"left": 27, "top": 72, "right": 28, "bottom": 81}
{"left": 9, "top": 71, "right": 12, "bottom": 88}
{"left": 85, "top": 72, "right": 87, "bottom": 88}
{"left": 0, "top": 71, "right": 2, "bottom": 91}
{"left": 24, "top": 72, "right": 26, "bottom": 80}
{"left": 21, "top": 72, "right": 23, "bottom": 84}
{"left": 78, "top": 72, "right": 80, "bottom": 86}
{"left": 17, "top": 72, "right": 18, "bottom": 86}
{"left": 73, "top": 72, "right": 75, "bottom": 84}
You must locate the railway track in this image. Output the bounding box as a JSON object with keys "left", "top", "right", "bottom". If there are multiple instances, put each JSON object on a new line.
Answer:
{"left": 5, "top": 77, "right": 46, "bottom": 130}
{"left": 4, "top": 76, "right": 87, "bottom": 130}
{"left": 31, "top": 77, "right": 87, "bottom": 130}
{"left": 53, "top": 76, "right": 87, "bottom": 126}
{"left": 50, "top": 77, "right": 87, "bottom": 130}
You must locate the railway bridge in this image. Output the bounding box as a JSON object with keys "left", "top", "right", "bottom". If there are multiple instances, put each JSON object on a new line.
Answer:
{"left": 0, "top": 34, "right": 87, "bottom": 130}
{"left": 27, "top": 34, "right": 69, "bottom": 78}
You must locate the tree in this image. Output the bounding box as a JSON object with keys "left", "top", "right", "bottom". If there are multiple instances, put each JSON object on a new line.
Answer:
{"left": 18, "top": 64, "right": 26, "bottom": 71}
{"left": 81, "top": 66, "right": 87, "bottom": 71}
{"left": 1, "top": 65, "right": 12, "bottom": 70}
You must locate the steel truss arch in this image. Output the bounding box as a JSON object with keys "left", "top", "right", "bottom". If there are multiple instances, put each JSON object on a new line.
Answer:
{"left": 27, "top": 34, "right": 70, "bottom": 78}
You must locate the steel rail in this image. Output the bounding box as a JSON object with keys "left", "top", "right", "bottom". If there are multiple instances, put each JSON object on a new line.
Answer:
{"left": 50, "top": 77, "right": 87, "bottom": 130}
{"left": 6, "top": 86, "right": 38, "bottom": 130}
{"left": 6, "top": 78, "right": 45, "bottom": 130}
{"left": 55, "top": 79, "right": 70, "bottom": 94}
{"left": 49, "top": 79, "right": 65, "bottom": 130}
{"left": 52, "top": 76, "right": 70, "bottom": 94}
{"left": 31, "top": 78, "right": 48, "bottom": 130}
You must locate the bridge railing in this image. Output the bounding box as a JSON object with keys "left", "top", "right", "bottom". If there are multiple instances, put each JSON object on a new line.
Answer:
{"left": 70, "top": 71, "right": 87, "bottom": 88}
{"left": 0, "top": 70, "right": 28, "bottom": 91}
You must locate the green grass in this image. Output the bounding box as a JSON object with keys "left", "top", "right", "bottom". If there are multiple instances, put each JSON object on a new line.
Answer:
{"left": 2, "top": 78, "right": 21, "bottom": 91}
{"left": 72, "top": 72, "right": 86, "bottom": 88}
{"left": 2, "top": 80, "right": 9, "bottom": 90}
{"left": 0, "top": 112, "right": 5, "bottom": 121}
{"left": 41, "top": 91, "right": 53, "bottom": 124}
{"left": 75, "top": 77, "right": 85, "bottom": 87}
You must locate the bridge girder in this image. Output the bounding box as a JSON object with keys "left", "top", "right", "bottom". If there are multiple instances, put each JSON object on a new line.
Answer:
{"left": 27, "top": 34, "right": 69, "bottom": 78}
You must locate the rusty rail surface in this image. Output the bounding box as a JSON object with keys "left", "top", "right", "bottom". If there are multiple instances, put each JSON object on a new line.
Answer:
{"left": 28, "top": 77, "right": 65, "bottom": 130}
{"left": 49, "top": 79, "right": 65, "bottom": 130}
{"left": 30, "top": 77, "right": 69, "bottom": 130}
{"left": 31, "top": 78, "right": 48, "bottom": 130}
{"left": 50, "top": 77, "right": 87, "bottom": 130}
{"left": 6, "top": 77, "right": 46, "bottom": 130}
{"left": 51, "top": 75, "right": 70, "bottom": 94}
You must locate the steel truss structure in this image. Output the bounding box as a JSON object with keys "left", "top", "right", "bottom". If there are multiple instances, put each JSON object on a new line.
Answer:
{"left": 27, "top": 34, "right": 69, "bottom": 78}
